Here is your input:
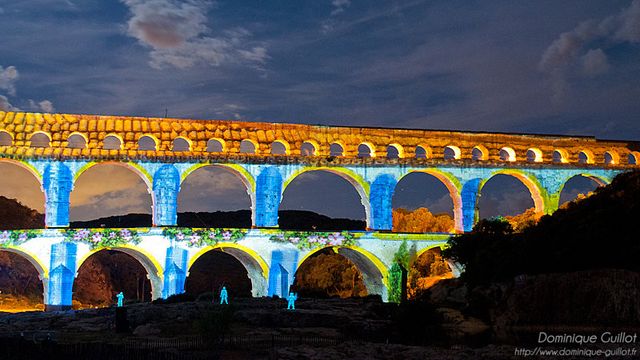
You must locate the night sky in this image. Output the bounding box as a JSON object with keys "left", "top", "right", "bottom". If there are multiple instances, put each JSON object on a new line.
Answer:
{"left": 0, "top": 1, "right": 637, "bottom": 221}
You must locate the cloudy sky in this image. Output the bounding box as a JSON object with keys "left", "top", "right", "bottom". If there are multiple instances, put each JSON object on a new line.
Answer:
{"left": 0, "top": 0, "right": 636, "bottom": 222}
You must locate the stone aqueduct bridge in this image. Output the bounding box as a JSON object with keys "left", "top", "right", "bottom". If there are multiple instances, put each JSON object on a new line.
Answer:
{"left": 0, "top": 111, "right": 638, "bottom": 310}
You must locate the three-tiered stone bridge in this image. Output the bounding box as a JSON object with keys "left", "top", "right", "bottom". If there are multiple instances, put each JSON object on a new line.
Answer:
{"left": 0, "top": 111, "right": 637, "bottom": 310}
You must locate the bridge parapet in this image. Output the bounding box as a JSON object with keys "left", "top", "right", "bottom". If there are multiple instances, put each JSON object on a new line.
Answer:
{"left": 1, "top": 111, "right": 638, "bottom": 166}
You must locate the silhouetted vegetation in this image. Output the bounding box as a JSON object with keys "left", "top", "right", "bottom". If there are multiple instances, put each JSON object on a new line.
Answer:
{"left": 68, "top": 209, "right": 366, "bottom": 230}
{"left": 445, "top": 170, "right": 640, "bottom": 285}
{"left": 0, "top": 196, "right": 44, "bottom": 229}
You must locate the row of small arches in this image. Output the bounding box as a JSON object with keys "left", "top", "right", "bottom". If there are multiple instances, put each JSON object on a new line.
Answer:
{"left": 0, "top": 130, "right": 636, "bottom": 165}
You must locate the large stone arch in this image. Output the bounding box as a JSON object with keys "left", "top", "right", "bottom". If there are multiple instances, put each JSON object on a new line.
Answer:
{"left": 75, "top": 245, "right": 163, "bottom": 300}
{"left": 478, "top": 169, "right": 545, "bottom": 216}
{"left": 153, "top": 164, "right": 180, "bottom": 226}
{"left": 70, "top": 161, "right": 154, "bottom": 226}
{"left": 0, "top": 247, "right": 49, "bottom": 304}
{"left": 0, "top": 159, "right": 46, "bottom": 223}
{"left": 557, "top": 173, "right": 610, "bottom": 196}
{"left": 180, "top": 163, "right": 256, "bottom": 224}
{"left": 297, "top": 245, "right": 387, "bottom": 299}
{"left": 73, "top": 161, "right": 153, "bottom": 188}
{"left": 187, "top": 243, "right": 269, "bottom": 297}
{"left": 396, "top": 169, "right": 463, "bottom": 232}
{"left": 0, "top": 158, "right": 43, "bottom": 184}
{"left": 281, "top": 167, "right": 371, "bottom": 228}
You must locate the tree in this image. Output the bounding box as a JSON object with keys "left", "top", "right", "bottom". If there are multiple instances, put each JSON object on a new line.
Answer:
{"left": 443, "top": 218, "right": 519, "bottom": 285}
{"left": 392, "top": 207, "right": 454, "bottom": 233}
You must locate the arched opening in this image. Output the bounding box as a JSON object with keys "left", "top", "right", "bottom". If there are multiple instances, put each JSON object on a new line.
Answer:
{"left": 357, "top": 143, "right": 373, "bottom": 158}
{"left": 408, "top": 247, "right": 453, "bottom": 300}
{"left": 329, "top": 143, "right": 344, "bottom": 157}
{"left": 526, "top": 148, "right": 542, "bottom": 163}
{"left": 392, "top": 172, "right": 455, "bottom": 233}
{"left": 239, "top": 140, "right": 256, "bottom": 154}
{"left": 386, "top": 145, "right": 401, "bottom": 159}
{"left": 30, "top": 132, "right": 50, "bottom": 148}
{"left": 0, "top": 131, "right": 12, "bottom": 146}
{"left": 604, "top": 151, "right": 618, "bottom": 165}
{"left": 499, "top": 147, "right": 516, "bottom": 162}
{"left": 478, "top": 174, "right": 539, "bottom": 231}
{"left": 415, "top": 145, "right": 429, "bottom": 159}
{"left": 173, "top": 137, "right": 191, "bottom": 152}
{"left": 271, "top": 141, "right": 288, "bottom": 155}
{"left": 138, "top": 135, "right": 157, "bottom": 151}
{"left": 629, "top": 152, "right": 640, "bottom": 165}
{"left": 578, "top": 151, "right": 593, "bottom": 164}
{"left": 103, "top": 135, "right": 122, "bottom": 150}
{"left": 293, "top": 248, "right": 367, "bottom": 298}
{"left": 0, "top": 161, "right": 44, "bottom": 228}
{"left": 178, "top": 166, "right": 252, "bottom": 228}
{"left": 279, "top": 170, "right": 367, "bottom": 230}
{"left": 559, "top": 175, "right": 605, "bottom": 207}
{"left": 301, "top": 141, "right": 316, "bottom": 156}
{"left": 443, "top": 146, "right": 460, "bottom": 160}
{"left": 73, "top": 250, "right": 152, "bottom": 309}
{"left": 471, "top": 146, "right": 486, "bottom": 161}
{"left": 207, "top": 139, "right": 224, "bottom": 153}
{"left": 185, "top": 249, "right": 252, "bottom": 300}
{"left": 67, "top": 133, "right": 87, "bottom": 149}
{"left": 70, "top": 164, "right": 152, "bottom": 227}
{"left": 553, "top": 149, "right": 568, "bottom": 163}
{"left": 0, "top": 250, "right": 44, "bottom": 312}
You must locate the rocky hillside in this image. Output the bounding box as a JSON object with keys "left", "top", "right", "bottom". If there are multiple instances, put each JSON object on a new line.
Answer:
{"left": 0, "top": 196, "right": 44, "bottom": 230}
{"left": 427, "top": 269, "right": 640, "bottom": 327}
{"left": 70, "top": 210, "right": 366, "bottom": 230}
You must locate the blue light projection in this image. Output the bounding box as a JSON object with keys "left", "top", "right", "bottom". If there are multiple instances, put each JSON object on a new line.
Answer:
{"left": 268, "top": 249, "right": 298, "bottom": 298}
{"left": 461, "top": 178, "right": 482, "bottom": 232}
{"left": 255, "top": 166, "right": 282, "bottom": 227}
{"left": 153, "top": 165, "right": 181, "bottom": 226}
{"left": 220, "top": 286, "right": 228, "bottom": 304}
{"left": 43, "top": 162, "right": 73, "bottom": 228}
{"left": 287, "top": 292, "right": 297, "bottom": 310}
{"left": 47, "top": 241, "right": 77, "bottom": 311}
{"left": 370, "top": 174, "right": 397, "bottom": 231}
{"left": 162, "top": 245, "right": 188, "bottom": 298}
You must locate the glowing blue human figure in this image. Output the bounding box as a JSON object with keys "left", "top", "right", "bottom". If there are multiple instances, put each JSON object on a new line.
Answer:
{"left": 116, "top": 292, "right": 124, "bottom": 307}
{"left": 220, "top": 286, "right": 228, "bottom": 304}
{"left": 287, "top": 292, "right": 297, "bottom": 310}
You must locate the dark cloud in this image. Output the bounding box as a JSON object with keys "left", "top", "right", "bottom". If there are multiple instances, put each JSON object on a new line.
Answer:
{"left": 0, "top": 1, "right": 639, "bottom": 219}
{"left": 539, "top": 0, "right": 640, "bottom": 100}
{"left": 121, "top": 0, "right": 268, "bottom": 69}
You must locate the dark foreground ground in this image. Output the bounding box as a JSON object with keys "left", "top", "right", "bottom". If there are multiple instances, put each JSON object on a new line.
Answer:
{"left": 1, "top": 296, "right": 638, "bottom": 360}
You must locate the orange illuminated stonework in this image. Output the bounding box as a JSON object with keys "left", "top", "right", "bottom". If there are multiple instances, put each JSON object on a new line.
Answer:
{"left": 0, "top": 111, "right": 637, "bottom": 166}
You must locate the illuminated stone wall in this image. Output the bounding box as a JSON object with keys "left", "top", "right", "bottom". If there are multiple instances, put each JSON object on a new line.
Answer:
{"left": 0, "top": 228, "right": 450, "bottom": 309}
{"left": 0, "top": 111, "right": 637, "bottom": 308}
{"left": 1, "top": 111, "right": 638, "bottom": 164}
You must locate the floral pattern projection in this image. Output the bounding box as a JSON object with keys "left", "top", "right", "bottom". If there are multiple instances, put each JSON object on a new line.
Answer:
{"left": 1, "top": 227, "right": 359, "bottom": 251}
{"left": 63, "top": 229, "right": 141, "bottom": 249}
{"left": 270, "top": 231, "right": 358, "bottom": 250}
{"left": 162, "top": 228, "right": 247, "bottom": 247}
{"left": 0, "top": 230, "right": 40, "bottom": 247}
